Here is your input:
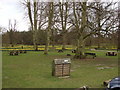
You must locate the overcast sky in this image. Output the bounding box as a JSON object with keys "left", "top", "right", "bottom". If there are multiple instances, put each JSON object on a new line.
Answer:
{"left": 0, "top": 0, "right": 118, "bottom": 32}
{"left": 0, "top": 0, "right": 29, "bottom": 31}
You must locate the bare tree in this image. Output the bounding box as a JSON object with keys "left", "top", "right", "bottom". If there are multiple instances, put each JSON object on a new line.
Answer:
{"left": 26, "top": 0, "right": 38, "bottom": 50}
{"left": 58, "top": 2, "right": 68, "bottom": 50}
{"left": 44, "top": 2, "right": 54, "bottom": 54}
{"left": 23, "top": 0, "right": 47, "bottom": 50}
{"left": 7, "top": 19, "right": 17, "bottom": 47}
{"left": 90, "top": 2, "right": 118, "bottom": 49}
{"left": 70, "top": 2, "right": 118, "bottom": 59}
{"left": 70, "top": 2, "right": 87, "bottom": 59}
{"left": 118, "top": 2, "right": 120, "bottom": 50}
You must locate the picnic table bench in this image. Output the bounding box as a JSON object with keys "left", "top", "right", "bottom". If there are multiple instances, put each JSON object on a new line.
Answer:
{"left": 85, "top": 52, "right": 96, "bottom": 59}
{"left": 106, "top": 51, "right": 117, "bottom": 56}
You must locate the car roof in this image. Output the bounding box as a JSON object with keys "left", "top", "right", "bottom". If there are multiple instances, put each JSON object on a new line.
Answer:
{"left": 110, "top": 77, "right": 120, "bottom": 83}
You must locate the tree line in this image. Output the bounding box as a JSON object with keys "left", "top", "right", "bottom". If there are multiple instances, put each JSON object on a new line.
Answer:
{"left": 2, "top": 27, "right": 118, "bottom": 47}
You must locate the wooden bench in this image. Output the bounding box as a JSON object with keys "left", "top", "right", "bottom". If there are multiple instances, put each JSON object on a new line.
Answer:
{"left": 19, "top": 50, "right": 27, "bottom": 54}
{"left": 19, "top": 50, "right": 23, "bottom": 53}
{"left": 72, "top": 50, "right": 76, "bottom": 53}
{"left": 85, "top": 53, "right": 96, "bottom": 59}
{"left": 23, "top": 50, "right": 27, "bottom": 53}
{"left": 58, "top": 50, "right": 63, "bottom": 53}
{"left": 66, "top": 54, "right": 71, "bottom": 56}
{"left": 9, "top": 50, "right": 19, "bottom": 56}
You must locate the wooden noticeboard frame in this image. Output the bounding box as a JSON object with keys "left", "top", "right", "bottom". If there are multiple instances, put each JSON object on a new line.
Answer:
{"left": 52, "top": 58, "right": 71, "bottom": 77}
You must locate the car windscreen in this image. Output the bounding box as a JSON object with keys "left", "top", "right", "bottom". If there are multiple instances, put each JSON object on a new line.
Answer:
{"left": 109, "top": 80, "right": 120, "bottom": 88}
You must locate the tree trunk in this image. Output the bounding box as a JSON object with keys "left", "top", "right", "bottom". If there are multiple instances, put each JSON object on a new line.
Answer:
{"left": 27, "top": 0, "right": 38, "bottom": 51}
{"left": 97, "top": 36, "right": 101, "bottom": 48}
{"left": 33, "top": 30, "right": 38, "bottom": 51}
{"left": 44, "top": 2, "right": 53, "bottom": 55}
{"left": 33, "top": 1, "right": 38, "bottom": 51}
{"left": 59, "top": 2, "right": 68, "bottom": 50}
{"left": 118, "top": 2, "right": 120, "bottom": 50}
{"left": 73, "top": 2, "right": 87, "bottom": 59}
{"left": 44, "top": 29, "right": 50, "bottom": 54}
{"left": 62, "top": 33, "right": 66, "bottom": 50}
{"left": 74, "top": 35, "right": 86, "bottom": 59}
{"left": 51, "top": 28, "right": 55, "bottom": 50}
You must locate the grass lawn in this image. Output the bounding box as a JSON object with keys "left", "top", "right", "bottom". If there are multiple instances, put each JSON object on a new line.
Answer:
{"left": 2, "top": 50, "right": 118, "bottom": 88}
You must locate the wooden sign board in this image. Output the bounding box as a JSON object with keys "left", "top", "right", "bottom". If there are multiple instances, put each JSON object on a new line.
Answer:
{"left": 52, "top": 58, "right": 71, "bottom": 77}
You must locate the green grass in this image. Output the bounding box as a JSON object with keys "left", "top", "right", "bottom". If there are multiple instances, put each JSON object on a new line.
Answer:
{"left": 2, "top": 50, "right": 118, "bottom": 88}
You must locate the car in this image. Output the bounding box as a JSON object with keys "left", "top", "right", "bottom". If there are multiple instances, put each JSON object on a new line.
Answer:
{"left": 106, "top": 77, "right": 120, "bottom": 90}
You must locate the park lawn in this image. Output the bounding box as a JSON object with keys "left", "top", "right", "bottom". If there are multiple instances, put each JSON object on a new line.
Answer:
{"left": 2, "top": 50, "right": 118, "bottom": 88}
